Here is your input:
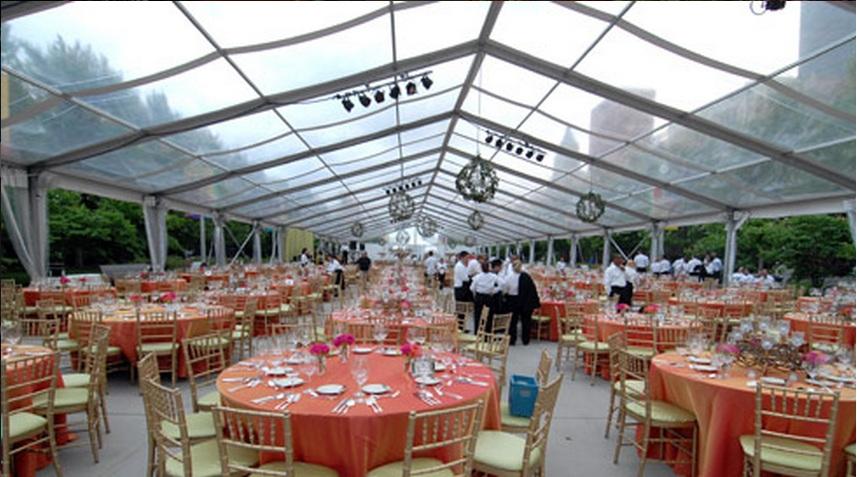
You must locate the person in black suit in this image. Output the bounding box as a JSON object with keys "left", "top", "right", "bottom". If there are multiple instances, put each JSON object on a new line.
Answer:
{"left": 505, "top": 259, "right": 541, "bottom": 346}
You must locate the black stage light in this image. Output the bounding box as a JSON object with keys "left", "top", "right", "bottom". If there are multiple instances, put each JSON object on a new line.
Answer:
{"left": 495, "top": 139, "right": 503, "bottom": 148}
{"left": 390, "top": 84, "right": 401, "bottom": 99}
{"left": 505, "top": 142, "right": 513, "bottom": 152}
{"left": 536, "top": 153, "right": 544, "bottom": 162}
{"left": 421, "top": 75, "right": 433, "bottom": 90}
{"left": 485, "top": 135, "right": 493, "bottom": 144}
{"left": 406, "top": 81, "right": 417, "bottom": 95}
{"left": 342, "top": 97, "right": 354, "bottom": 112}
{"left": 526, "top": 150, "right": 534, "bottom": 159}
{"left": 374, "top": 90, "right": 385, "bottom": 103}
{"left": 417, "top": 179, "right": 422, "bottom": 185}
{"left": 359, "top": 94, "right": 371, "bottom": 107}
{"left": 515, "top": 146, "right": 523, "bottom": 155}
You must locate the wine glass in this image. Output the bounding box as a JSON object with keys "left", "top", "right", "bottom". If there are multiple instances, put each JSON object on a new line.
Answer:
{"left": 351, "top": 358, "right": 369, "bottom": 399}
{"left": 410, "top": 327, "right": 427, "bottom": 346}
{"left": 3, "top": 320, "right": 22, "bottom": 346}
{"left": 372, "top": 324, "right": 387, "bottom": 350}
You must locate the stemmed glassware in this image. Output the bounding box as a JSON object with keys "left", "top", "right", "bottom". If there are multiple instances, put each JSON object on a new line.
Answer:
{"left": 2, "top": 320, "right": 22, "bottom": 347}
{"left": 373, "top": 324, "right": 387, "bottom": 350}
{"left": 351, "top": 357, "right": 369, "bottom": 400}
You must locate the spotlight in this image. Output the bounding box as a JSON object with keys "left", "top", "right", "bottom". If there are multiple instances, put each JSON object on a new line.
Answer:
{"left": 536, "top": 153, "right": 544, "bottom": 162}
{"left": 342, "top": 97, "right": 354, "bottom": 112}
{"left": 386, "top": 189, "right": 391, "bottom": 195}
{"left": 485, "top": 135, "right": 493, "bottom": 144}
{"left": 505, "top": 142, "right": 513, "bottom": 152}
{"left": 526, "top": 150, "right": 534, "bottom": 159}
{"left": 515, "top": 146, "right": 523, "bottom": 155}
{"left": 390, "top": 84, "right": 401, "bottom": 99}
{"left": 374, "top": 90, "right": 385, "bottom": 103}
{"left": 406, "top": 81, "right": 417, "bottom": 95}
{"left": 417, "top": 179, "right": 422, "bottom": 185}
{"left": 358, "top": 94, "right": 371, "bottom": 108}
{"left": 495, "top": 139, "right": 503, "bottom": 148}
{"left": 420, "top": 75, "right": 433, "bottom": 90}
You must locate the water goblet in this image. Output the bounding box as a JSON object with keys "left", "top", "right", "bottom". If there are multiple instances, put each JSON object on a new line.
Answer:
{"left": 2, "top": 320, "right": 22, "bottom": 346}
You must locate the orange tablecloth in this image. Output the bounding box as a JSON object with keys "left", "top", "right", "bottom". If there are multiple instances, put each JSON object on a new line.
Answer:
{"left": 668, "top": 298, "right": 754, "bottom": 317}
{"left": 217, "top": 352, "right": 500, "bottom": 477}
{"left": 649, "top": 352, "right": 856, "bottom": 477}
{"left": 22, "top": 287, "right": 116, "bottom": 307}
{"left": 785, "top": 312, "right": 856, "bottom": 347}
{"left": 328, "top": 310, "right": 457, "bottom": 344}
{"left": 2, "top": 345, "right": 73, "bottom": 477}
{"left": 538, "top": 300, "right": 599, "bottom": 341}
{"left": 140, "top": 279, "right": 188, "bottom": 293}
{"left": 272, "top": 281, "right": 312, "bottom": 300}
{"left": 70, "top": 305, "right": 223, "bottom": 378}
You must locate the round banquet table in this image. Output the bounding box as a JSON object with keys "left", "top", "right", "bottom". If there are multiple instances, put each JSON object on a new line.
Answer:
{"left": 139, "top": 279, "right": 188, "bottom": 293}
{"left": 797, "top": 297, "right": 856, "bottom": 315}
{"left": 70, "top": 305, "right": 227, "bottom": 378}
{"left": 649, "top": 352, "right": 856, "bottom": 477}
{"left": 327, "top": 309, "right": 458, "bottom": 344}
{"left": 1, "top": 344, "right": 74, "bottom": 477}
{"left": 668, "top": 298, "right": 755, "bottom": 317}
{"left": 217, "top": 351, "right": 501, "bottom": 476}
{"left": 22, "top": 287, "right": 116, "bottom": 307}
{"left": 784, "top": 312, "right": 856, "bottom": 347}
{"left": 538, "top": 299, "right": 599, "bottom": 342}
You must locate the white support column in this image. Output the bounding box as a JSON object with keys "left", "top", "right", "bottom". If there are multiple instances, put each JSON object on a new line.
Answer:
{"left": 656, "top": 226, "right": 665, "bottom": 258}
{"left": 546, "top": 236, "right": 555, "bottom": 266}
{"left": 251, "top": 221, "right": 262, "bottom": 264}
{"left": 515, "top": 241, "right": 521, "bottom": 257}
{"left": 570, "top": 234, "right": 579, "bottom": 268}
{"left": 277, "top": 227, "right": 285, "bottom": 263}
{"left": 602, "top": 229, "right": 611, "bottom": 269}
{"left": 213, "top": 213, "right": 227, "bottom": 268}
{"left": 528, "top": 239, "right": 535, "bottom": 264}
{"left": 28, "top": 173, "right": 49, "bottom": 278}
{"left": 143, "top": 196, "right": 168, "bottom": 273}
{"left": 199, "top": 216, "right": 206, "bottom": 260}
{"left": 723, "top": 211, "right": 749, "bottom": 286}
{"left": 649, "top": 222, "right": 659, "bottom": 262}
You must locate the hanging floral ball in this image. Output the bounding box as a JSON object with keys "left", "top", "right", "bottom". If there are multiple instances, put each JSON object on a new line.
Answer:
{"left": 396, "top": 229, "right": 410, "bottom": 245}
{"left": 576, "top": 192, "right": 606, "bottom": 223}
{"left": 416, "top": 214, "right": 437, "bottom": 238}
{"left": 456, "top": 155, "right": 498, "bottom": 203}
{"left": 468, "top": 210, "right": 484, "bottom": 230}
{"left": 388, "top": 190, "right": 415, "bottom": 222}
{"left": 350, "top": 221, "right": 364, "bottom": 238}
{"left": 464, "top": 235, "right": 477, "bottom": 247}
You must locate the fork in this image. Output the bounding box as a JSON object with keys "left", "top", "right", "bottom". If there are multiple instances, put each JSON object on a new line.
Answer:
{"left": 228, "top": 378, "right": 260, "bottom": 392}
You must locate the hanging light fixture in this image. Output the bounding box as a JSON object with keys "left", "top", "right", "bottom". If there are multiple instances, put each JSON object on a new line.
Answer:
{"left": 388, "top": 190, "right": 415, "bottom": 222}
{"left": 464, "top": 235, "right": 477, "bottom": 247}
{"left": 405, "top": 81, "right": 417, "bottom": 95}
{"left": 358, "top": 94, "right": 371, "bottom": 107}
{"left": 341, "top": 97, "right": 354, "bottom": 112}
{"left": 420, "top": 74, "right": 433, "bottom": 90}
{"left": 468, "top": 210, "right": 485, "bottom": 231}
{"left": 374, "top": 90, "right": 385, "bottom": 103}
{"left": 455, "top": 155, "right": 499, "bottom": 203}
{"left": 390, "top": 83, "right": 401, "bottom": 99}
{"left": 416, "top": 214, "right": 437, "bottom": 238}
{"left": 350, "top": 221, "right": 364, "bottom": 238}
{"left": 396, "top": 229, "right": 410, "bottom": 245}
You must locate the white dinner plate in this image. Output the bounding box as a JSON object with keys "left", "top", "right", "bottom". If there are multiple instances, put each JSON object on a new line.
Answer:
{"left": 263, "top": 367, "right": 293, "bottom": 376}
{"left": 414, "top": 376, "right": 442, "bottom": 386}
{"left": 362, "top": 384, "right": 391, "bottom": 395}
{"left": 687, "top": 356, "right": 711, "bottom": 365}
{"left": 689, "top": 364, "right": 718, "bottom": 372}
{"left": 353, "top": 347, "right": 374, "bottom": 354}
{"left": 316, "top": 384, "right": 346, "bottom": 395}
{"left": 760, "top": 376, "right": 786, "bottom": 385}
{"left": 434, "top": 363, "right": 447, "bottom": 372}
{"left": 382, "top": 349, "right": 402, "bottom": 356}
{"left": 820, "top": 372, "right": 855, "bottom": 383}
{"left": 270, "top": 377, "right": 304, "bottom": 388}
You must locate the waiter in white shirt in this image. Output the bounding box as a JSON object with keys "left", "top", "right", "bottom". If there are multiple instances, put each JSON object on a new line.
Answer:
{"left": 687, "top": 255, "right": 702, "bottom": 281}
{"left": 604, "top": 255, "right": 631, "bottom": 306}
{"left": 470, "top": 260, "right": 501, "bottom": 334}
{"left": 708, "top": 252, "right": 723, "bottom": 283}
{"left": 453, "top": 251, "right": 472, "bottom": 303}
{"left": 326, "top": 254, "right": 344, "bottom": 290}
{"left": 633, "top": 252, "right": 649, "bottom": 274}
{"left": 672, "top": 256, "right": 688, "bottom": 277}
{"left": 424, "top": 250, "right": 438, "bottom": 284}
{"left": 300, "top": 248, "right": 311, "bottom": 267}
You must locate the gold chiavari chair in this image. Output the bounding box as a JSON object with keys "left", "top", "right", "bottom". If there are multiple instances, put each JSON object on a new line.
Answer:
{"left": 269, "top": 322, "right": 316, "bottom": 346}
{"left": 696, "top": 307, "right": 727, "bottom": 344}
{"left": 623, "top": 315, "right": 657, "bottom": 360}
{"left": 256, "top": 294, "right": 283, "bottom": 336}
{"left": 613, "top": 350, "right": 697, "bottom": 477}
{"left": 807, "top": 314, "right": 845, "bottom": 353}
{"left": 35, "top": 326, "right": 109, "bottom": 464}
{"left": 604, "top": 332, "right": 636, "bottom": 440}
{"left": 555, "top": 304, "right": 584, "bottom": 372}
{"left": 367, "top": 401, "right": 485, "bottom": 477}
{"left": 135, "top": 310, "right": 179, "bottom": 385}
{"left": 572, "top": 313, "right": 610, "bottom": 385}
{"left": 473, "top": 375, "right": 563, "bottom": 477}
{"left": 231, "top": 299, "right": 257, "bottom": 361}
{"left": 845, "top": 443, "right": 855, "bottom": 477}
{"left": 454, "top": 301, "right": 474, "bottom": 334}
{"left": 471, "top": 333, "right": 511, "bottom": 396}
{"left": 181, "top": 333, "right": 226, "bottom": 413}
{"left": 426, "top": 321, "right": 458, "bottom": 350}
{"left": 492, "top": 312, "right": 513, "bottom": 336}
{"left": 205, "top": 306, "right": 235, "bottom": 354}
{"left": 212, "top": 406, "right": 340, "bottom": 477}
{"left": 141, "top": 378, "right": 258, "bottom": 477}
{"left": 1, "top": 351, "right": 62, "bottom": 477}
{"left": 740, "top": 383, "right": 841, "bottom": 477}
{"left": 63, "top": 324, "right": 112, "bottom": 435}
{"left": 501, "top": 349, "right": 552, "bottom": 434}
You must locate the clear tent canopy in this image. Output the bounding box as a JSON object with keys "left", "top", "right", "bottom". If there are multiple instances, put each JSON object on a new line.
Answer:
{"left": 1, "top": 1, "right": 855, "bottom": 275}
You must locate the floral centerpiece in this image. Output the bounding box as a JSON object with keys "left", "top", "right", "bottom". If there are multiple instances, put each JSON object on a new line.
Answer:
{"left": 401, "top": 341, "right": 422, "bottom": 371}
{"left": 310, "top": 342, "right": 330, "bottom": 374}
{"left": 159, "top": 291, "right": 177, "bottom": 304}
{"left": 59, "top": 275, "right": 70, "bottom": 288}
{"left": 643, "top": 304, "right": 659, "bottom": 314}
{"left": 616, "top": 303, "right": 629, "bottom": 313}
{"left": 333, "top": 333, "right": 355, "bottom": 363}
{"left": 129, "top": 294, "right": 143, "bottom": 308}
{"left": 729, "top": 317, "right": 806, "bottom": 376}
{"left": 802, "top": 350, "right": 830, "bottom": 381}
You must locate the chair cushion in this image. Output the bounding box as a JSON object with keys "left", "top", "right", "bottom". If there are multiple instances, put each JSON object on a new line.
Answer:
{"left": 57, "top": 331, "right": 70, "bottom": 340}
{"left": 279, "top": 305, "right": 292, "bottom": 314}
{"left": 612, "top": 379, "right": 646, "bottom": 395}
{"left": 55, "top": 339, "right": 80, "bottom": 351}
{"left": 532, "top": 315, "right": 551, "bottom": 323}
{"left": 197, "top": 390, "right": 221, "bottom": 408}
{"left": 233, "top": 310, "right": 245, "bottom": 319}
{"left": 62, "top": 372, "right": 92, "bottom": 388}
{"left": 627, "top": 346, "right": 656, "bottom": 358}
{"left": 165, "top": 439, "right": 258, "bottom": 477}
{"left": 367, "top": 457, "right": 453, "bottom": 477}
{"left": 845, "top": 442, "right": 855, "bottom": 457}
{"left": 500, "top": 402, "right": 530, "bottom": 430}
{"left": 254, "top": 461, "right": 341, "bottom": 477}
{"left": 161, "top": 411, "right": 216, "bottom": 440}
{"left": 739, "top": 434, "right": 823, "bottom": 472}
{"left": 577, "top": 340, "right": 608, "bottom": 352}
{"left": 255, "top": 308, "right": 281, "bottom": 317}
{"left": 231, "top": 330, "right": 246, "bottom": 340}
{"left": 474, "top": 430, "right": 541, "bottom": 472}
{"left": 140, "top": 342, "right": 178, "bottom": 353}
{"left": 811, "top": 342, "right": 839, "bottom": 353}
{"left": 33, "top": 388, "right": 89, "bottom": 410}
{"left": 624, "top": 400, "right": 695, "bottom": 425}
{"left": 560, "top": 332, "right": 583, "bottom": 343}
{"left": 8, "top": 412, "right": 48, "bottom": 441}
{"left": 85, "top": 344, "right": 122, "bottom": 356}
{"left": 458, "top": 333, "right": 478, "bottom": 343}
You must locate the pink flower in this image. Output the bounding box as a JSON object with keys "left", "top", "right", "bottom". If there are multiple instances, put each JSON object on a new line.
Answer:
{"left": 129, "top": 294, "right": 142, "bottom": 303}
{"left": 616, "top": 303, "right": 629, "bottom": 312}
{"left": 402, "top": 286, "right": 410, "bottom": 293}
{"left": 309, "top": 343, "right": 330, "bottom": 356}
{"left": 59, "top": 276, "right": 70, "bottom": 285}
{"left": 643, "top": 304, "right": 659, "bottom": 313}
{"left": 333, "top": 334, "right": 355, "bottom": 347}
{"left": 716, "top": 343, "right": 740, "bottom": 355}
{"left": 803, "top": 350, "right": 830, "bottom": 367}
{"left": 400, "top": 342, "right": 421, "bottom": 357}
{"left": 79, "top": 277, "right": 87, "bottom": 284}
{"left": 401, "top": 300, "right": 412, "bottom": 309}
{"left": 160, "top": 291, "right": 177, "bottom": 303}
